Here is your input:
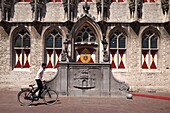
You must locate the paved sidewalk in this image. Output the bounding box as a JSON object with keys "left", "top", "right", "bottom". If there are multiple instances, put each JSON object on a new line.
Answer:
{"left": 0, "top": 91, "right": 170, "bottom": 113}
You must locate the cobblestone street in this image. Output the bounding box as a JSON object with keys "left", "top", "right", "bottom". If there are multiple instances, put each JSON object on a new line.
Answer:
{"left": 0, "top": 91, "right": 170, "bottom": 113}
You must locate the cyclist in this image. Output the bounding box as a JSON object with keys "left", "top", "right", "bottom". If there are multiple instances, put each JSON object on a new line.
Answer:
{"left": 31, "top": 63, "right": 46, "bottom": 99}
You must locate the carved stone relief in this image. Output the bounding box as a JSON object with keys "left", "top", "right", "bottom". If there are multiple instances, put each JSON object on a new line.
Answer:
{"left": 137, "top": 0, "right": 143, "bottom": 19}
{"left": 73, "top": 69, "right": 96, "bottom": 89}
{"left": 129, "top": 0, "right": 135, "bottom": 18}
{"left": 161, "top": 0, "right": 169, "bottom": 15}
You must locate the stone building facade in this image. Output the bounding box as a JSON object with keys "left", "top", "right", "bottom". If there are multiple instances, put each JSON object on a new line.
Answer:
{"left": 0, "top": 0, "right": 170, "bottom": 93}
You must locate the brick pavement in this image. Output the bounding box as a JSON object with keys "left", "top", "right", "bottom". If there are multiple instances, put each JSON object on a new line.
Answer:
{"left": 0, "top": 91, "right": 170, "bottom": 113}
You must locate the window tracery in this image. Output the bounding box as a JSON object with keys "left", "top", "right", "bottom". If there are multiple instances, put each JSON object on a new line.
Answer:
{"left": 142, "top": 29, "right": 159, "bottom": 69}
{"left": 109, "top": 29, "right": 126, "bottom": 69}
{"left": 13, "top": 29, "right": 31, "bottom": 69}
{"left": 45, "top": 29, "right": 62, "bottom": 68}
{"left": 75, "top": 26, "right": 96, "bottom": 44}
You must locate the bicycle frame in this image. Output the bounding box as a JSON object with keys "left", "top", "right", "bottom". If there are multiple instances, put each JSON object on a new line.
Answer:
{"left": 18, "top": 81, "right": 58, "bottom": 106}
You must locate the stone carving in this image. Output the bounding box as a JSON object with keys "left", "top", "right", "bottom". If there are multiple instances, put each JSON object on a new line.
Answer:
{"left": 96, "top": 0, "right": 111, "bottom": 20}
{"left": 119, "top": 83, "right": 129, "bottom": 92}
{"left": 137, "top": 0, "right": 143, "bottom": 19}
{"left": 0, "top": 0, "right": 11, "bottom": 21}
{"left": 102, "top": 38, "right": 109, "bottom": 62}
{"left": 129, "top": 0, "right": 135, "bottom": 18}
{"left": 73, "top": 69, "right": 95, "bottom": 89}
{"left": 103, "top": 51, "right": 109, "bottom": 62}
{"left": 30, "top": 0, "right": 44, "bottom": 21}
{"left": 83, "top": 1, "right": 90, "bottom": 14}
{"left": 161, "top": 0, "right": 169, "bottom": 15}
{"left": 63, "top": 0, "right": 78, "bottom": 20}
{"left": 61, "top": 50, "right": 67, "bottom": 62}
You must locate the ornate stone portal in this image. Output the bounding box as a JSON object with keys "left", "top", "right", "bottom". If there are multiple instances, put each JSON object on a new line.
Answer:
{"left": 47, "top": 62, "right": 129, "bottom": 97}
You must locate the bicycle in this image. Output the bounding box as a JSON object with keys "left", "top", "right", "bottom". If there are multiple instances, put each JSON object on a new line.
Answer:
{"left": 17, "top": 81, "right": 59, "bottom": 106}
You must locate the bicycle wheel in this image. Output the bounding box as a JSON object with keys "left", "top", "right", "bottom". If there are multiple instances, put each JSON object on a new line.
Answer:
{"left": 17, "top": 90, "right": 33, "bottom": 106}
{"left": 43, "top": 90, "right": 58, "bottom": 105}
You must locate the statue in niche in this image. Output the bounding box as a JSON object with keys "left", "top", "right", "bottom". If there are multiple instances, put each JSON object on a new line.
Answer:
{"left": 96, "top": 0, "right": 111, "bottom": 20}
{"left": 161, "top": 0, "right": 169, "bottom": 15}
{"left": 63, "top": 0, "right": 77, "bottom": 20}
{"left": 129, "top": 0, "right": 135, "bottom": 19}
{"left": 137, "top": 0, "right": 143, "bottom": 19}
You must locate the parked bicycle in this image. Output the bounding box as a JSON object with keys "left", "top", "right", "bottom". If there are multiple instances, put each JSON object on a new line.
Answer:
{"left": 17, "top": 81, "right": 59, "bottom": 106}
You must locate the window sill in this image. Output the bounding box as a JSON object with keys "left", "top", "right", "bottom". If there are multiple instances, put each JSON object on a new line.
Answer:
{"left": 141, "top": 69, "right": 161, "bottom": 73}
{"left": 111, "top": 69, "right": 128, "bottom": 73}
{"left": 45, "top": 68, "right": 58, "bottom": 72}
{"left": 13, "top": 68, "right": 30, "bottom": 72}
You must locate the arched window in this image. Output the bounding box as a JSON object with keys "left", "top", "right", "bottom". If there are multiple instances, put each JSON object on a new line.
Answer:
{"left": 142, "top": 29, "right": 159, "bottom": 69}
{"left": 75, "top": 25, "right": 97, "bottom": 63}
{"left": 45, "top": 29, "right": 62, "bottom": 68}
{"left": 109, "top": 29, "right": 126, "bottom": 69}
{"left": 75, "top": 26, "right": 96, "bottom": 43}
{"left": 13, "top": 29, "right": 30, "bottom": 69}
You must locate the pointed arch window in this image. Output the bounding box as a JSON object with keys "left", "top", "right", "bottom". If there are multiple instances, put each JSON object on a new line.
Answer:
{"left": 109, "top": 29, "right": 126, "bottom": 69}
{"left": 13, "top": 29, "right": 30, "bottom": 69}
{"left": 75, "top": 26, "right": 96, "bottom": 44}
{"left": 75, "top": 25, "right": 97, "bottom": 63}
{"left": 142, "top": 29, "right": 159, "bottom": 69}
{"left": 45, "top": 29, "right": 62, "bottom": 68}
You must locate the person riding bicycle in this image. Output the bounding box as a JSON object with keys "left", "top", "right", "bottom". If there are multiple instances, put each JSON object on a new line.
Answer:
{"left": 31, "top": 63, "right": 46, "bottom": 99}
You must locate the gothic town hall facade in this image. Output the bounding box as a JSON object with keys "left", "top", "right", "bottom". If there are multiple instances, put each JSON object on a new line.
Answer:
{"left": 0, "top": 0, "right": 170, "bottom": 93}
